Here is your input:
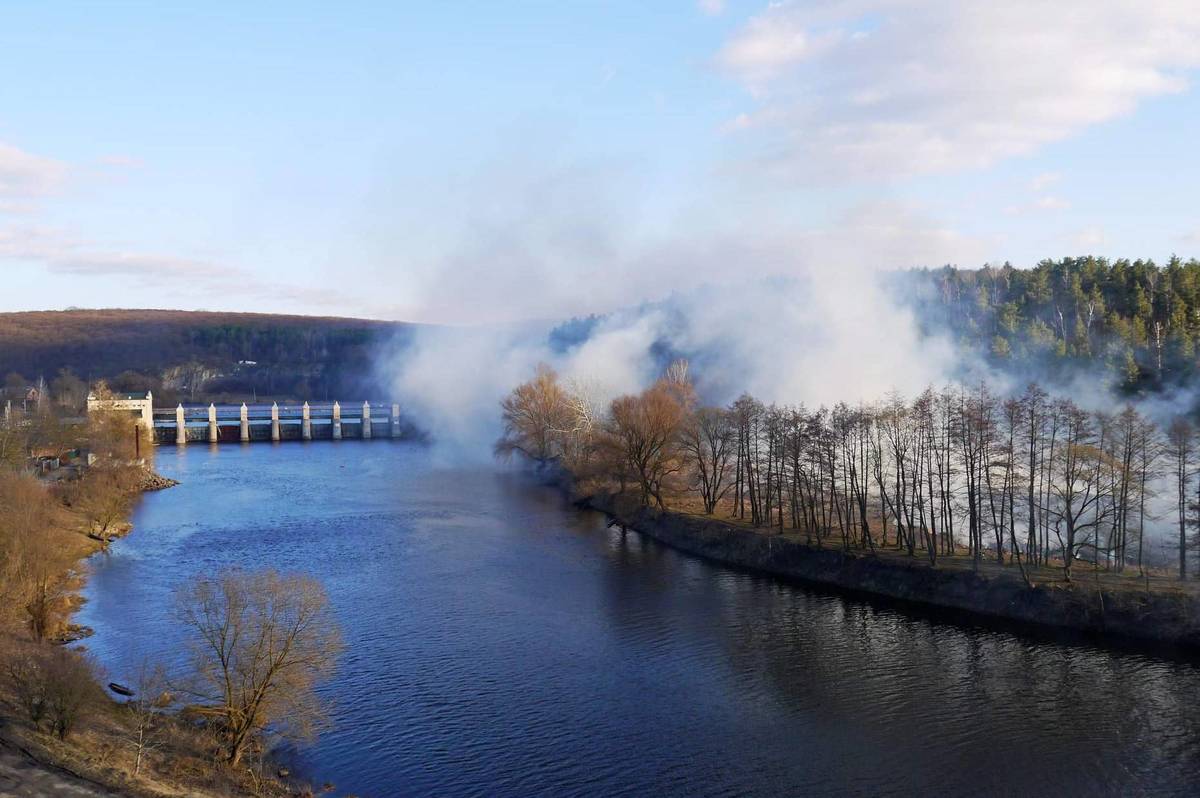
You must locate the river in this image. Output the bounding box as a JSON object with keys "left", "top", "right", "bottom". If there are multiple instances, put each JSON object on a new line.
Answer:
{"left": 79, "top": 442, "right": 1200, "bottom": 797}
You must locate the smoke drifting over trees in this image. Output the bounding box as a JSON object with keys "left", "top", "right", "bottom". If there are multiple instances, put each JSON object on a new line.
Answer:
{"left": 906, "top": 257, "right": 1200, "bottom": 392}
{"left": 390, "top": 258, "right": 1200, "bottom": 459}
{"left": 387, "top": 266, "right": 953, "bottom": 461}
{"left": 498, "top": 362, "right": 1200, "bottom": 580}
{"left": 385, "top": 255, "right": 1200, "bottom": 567}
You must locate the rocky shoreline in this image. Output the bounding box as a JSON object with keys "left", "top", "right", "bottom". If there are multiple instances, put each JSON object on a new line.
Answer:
{"left": 136, "top": 469, "right": 179, "bottom": 491}
{"left": 580, "top": 490, "right": 1200, "bottom": 653}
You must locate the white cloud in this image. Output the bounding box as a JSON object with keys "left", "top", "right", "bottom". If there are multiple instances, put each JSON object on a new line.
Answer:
{"left": 1006, "top": 194, "right": 1071, "bottom": 214}
{"left": 716, "top": 1, "right": 1200, "bottom": 180}
{"left": 384, "top": 200, "right": 979, "bottom": 456}
{"left": 97, "top": 154, "right": 144, "bottom": 169}
{"left": 0, "top": 140, "right": 383, "bottom": 314}
{"left": 1030, "top": 171, "right": 1062, "bottom": 192}
{"left": 0, "top": 224, "right": 367, "bottom": 312}
{"left": 398, "top": 151, "right": 984, "bottom": 326}
{"left": 0, "top": 142, "right": 66, "bottom": 198}
{"left": 0, "top": 200, "right": 37, "bottom": 215}
{"left": 1004, "top": 171, "right": 1072, "bottom": 214}
{"left": 1073, "top": 226, "right": 1108, "bottom": 248}
{"left": 0, "top": 225, "right": 236, "bottom": 281}
{"left": 717, "top": 13, "right": 840, "bottom": 85}
{"left": 1033, "top": 195, "right": 1071, "bottom": 211}
{"left": 698, "top": 0, "right": 726, "bottom": 16}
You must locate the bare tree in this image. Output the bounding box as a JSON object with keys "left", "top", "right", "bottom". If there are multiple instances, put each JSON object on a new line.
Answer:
{"left": 1046, "top": 400, "right": 1111, "bottom": 582}
{"left": 1134, "top": 414, "right": 1162, "bottom": 575}
{"left": 0, "top": 470, "right": 76, "bottom": 640}
{"left": 6, "top": 649, "right": 48, "bottom": 728}
{"left": 495, "top": 364, "right": 572, "bottom": 462}
{"left": 175, "top": 568, "right": 343, "bottom": 766}
{"left": 681, "top": 406, "right": 734, "bottom": 514}
{"left": 6, "top": 646, "right": 101, "bottom": 740}
{"left": 605, "top": 380, "right": 688, "bottom": 508}
{"left": 1019, "top": 384, "right": 1048, "bottom": 566}
{"left": 998, "top": 397, "right": 1030, "bottom": 584}
{"left": 932, "top": 387, "right": 959, "bottom": 556}
{"left": 730, "top": 395, "right": 764, "bottom": 524}
{"left": 125, "top": 661, "right": 172, "bottom": 775}
{"left": 958, "top": 385, "right": 995, "bottom": 569}
{"left": 844, "top": 404, "right": 876, "bottom": 553}
{"left": 43, "top": 648, "right": 102, "bottom": 740}
{"left": 74, "top": 465, "right": 137, "bottom": 543}
{"left": 1167, "top": 417, "right": 1194, "bottom": 579}
{"left": 51, "top": 368, "right": 87, "bottom": 412}
{"left": 24, "top": 564, "right": 67, "bottom": 642}
{"left": 496, "top": 361, "right": 1200, "bottom": 581}
{"left": 558, "top": 376, "right": 607, "bottom": 472}
{"left": 85, "top": 381, "right": 141, "bottom": 462}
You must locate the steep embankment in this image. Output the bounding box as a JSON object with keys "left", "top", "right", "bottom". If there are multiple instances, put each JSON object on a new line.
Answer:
{"left": 583, "top": 491, "right": 1200, "bottom": 651}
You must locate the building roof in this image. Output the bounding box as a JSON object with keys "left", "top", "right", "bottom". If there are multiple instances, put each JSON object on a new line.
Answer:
{"left": 88, "top": 391, "right": 152, "bottom": 401}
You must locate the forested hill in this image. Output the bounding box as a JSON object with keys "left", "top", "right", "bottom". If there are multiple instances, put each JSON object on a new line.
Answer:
{"left": 904, "top": 256, "right": 1200, "bottom": 392}
{"left": 10, "top": 257, "right": 1200, "bottom": 408}
{"left": 0, "top": 309, "right": 414, "bottom": 405}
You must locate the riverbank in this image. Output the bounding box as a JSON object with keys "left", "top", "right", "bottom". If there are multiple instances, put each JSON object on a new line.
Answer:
{"left": 0, "top": 463, "right": 313, "bottom": 798}
{"left": 580, "top": 489, "right": 1200, "bottom": 652}
{"left": 57, "top": 466, "right": 177, "bottom": 643}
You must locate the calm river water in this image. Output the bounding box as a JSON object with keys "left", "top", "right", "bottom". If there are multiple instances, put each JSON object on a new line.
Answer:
{"left": 79, "top": 442, "right": 1200, "bottom": 797}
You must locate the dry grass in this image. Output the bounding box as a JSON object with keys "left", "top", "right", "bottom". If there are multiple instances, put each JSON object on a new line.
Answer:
{"left": 0, "top": 472, "right": 312, "bottom": 797}
{"left": 0, "top": 635, "right": 301, "bottom": 797}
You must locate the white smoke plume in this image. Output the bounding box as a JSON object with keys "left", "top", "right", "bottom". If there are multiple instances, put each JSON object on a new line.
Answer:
{"left": 383, "top": 245, "right": 969, "bottom": 461}
{"left": 375, "top": 0, "right": 1200, "bottom": 460}
{"left": 374, "top": 104, "right": 991, "bottom": 459}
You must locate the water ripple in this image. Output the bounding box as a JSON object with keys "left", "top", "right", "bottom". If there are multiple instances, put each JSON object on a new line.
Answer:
{"left": 78, "top": 443, "right": 1200, "bottom": 797}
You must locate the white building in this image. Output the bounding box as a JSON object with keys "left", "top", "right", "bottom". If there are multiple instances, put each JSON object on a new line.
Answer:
{"left": 86, "top": 390, "right": 154, "bottom": 430}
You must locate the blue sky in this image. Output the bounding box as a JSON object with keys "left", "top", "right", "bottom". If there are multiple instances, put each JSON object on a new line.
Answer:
{"left": 3, "top": 1, "right": 1200, "bottom": 323}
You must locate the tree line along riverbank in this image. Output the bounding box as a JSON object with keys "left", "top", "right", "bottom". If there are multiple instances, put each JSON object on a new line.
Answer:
{"left": 0, "top": 384, "right": 343, "bottom": 797}
{"left": 581, "top": 490, "right": 1200, "bottom": 650}
{"left": 498, "top": 361, "right": 1200, "bottom": 652}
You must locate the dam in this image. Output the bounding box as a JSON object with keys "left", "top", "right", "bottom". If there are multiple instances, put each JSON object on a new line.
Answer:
{"left": 152, "top": 400, "right": 403, "bottom": 444}
{"left": 90, "top": 386, "right": 408, "bottom": 441}
{"left": 88, "top": 391, "right": 404, "bottom": 445}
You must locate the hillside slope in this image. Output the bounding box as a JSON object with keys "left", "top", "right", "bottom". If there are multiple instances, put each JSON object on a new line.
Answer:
{"left": 0, "top": 309, "right": 414, "bottom": 404}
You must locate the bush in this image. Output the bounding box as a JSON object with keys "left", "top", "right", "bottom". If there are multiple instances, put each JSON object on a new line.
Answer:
{"left": 6, "top": 646, "right": 102, "bottom": 740}
{"left": 43, "top": 648, "right": 101, "bottom": 740}
{"left": 6, "top": 650, "right": 48, "bottom": 727}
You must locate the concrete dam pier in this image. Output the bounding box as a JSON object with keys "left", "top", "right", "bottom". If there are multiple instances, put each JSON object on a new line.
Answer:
{"left": 153, "top": 401, "right": 403, "bottom": 444}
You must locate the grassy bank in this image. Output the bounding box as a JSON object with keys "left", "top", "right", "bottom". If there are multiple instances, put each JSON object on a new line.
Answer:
{"left": 0, "top": 428, "right": 320, "bottom": 796}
